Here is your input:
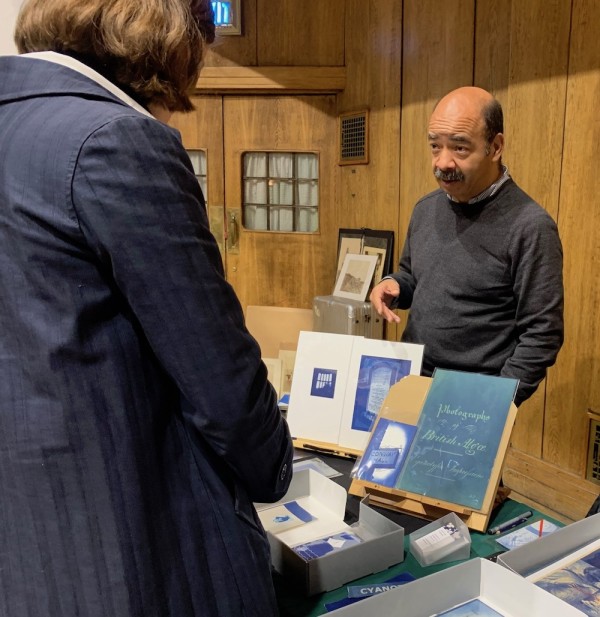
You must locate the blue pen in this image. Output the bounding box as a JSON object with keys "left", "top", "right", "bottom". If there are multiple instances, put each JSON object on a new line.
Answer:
{"left": 488, "top": 510, "right": 533, "bottom": 535}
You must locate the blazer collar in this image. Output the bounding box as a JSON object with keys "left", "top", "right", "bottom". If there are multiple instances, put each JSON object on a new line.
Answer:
{"left": 22, "top": 51, "right": 153, "bottom": 118}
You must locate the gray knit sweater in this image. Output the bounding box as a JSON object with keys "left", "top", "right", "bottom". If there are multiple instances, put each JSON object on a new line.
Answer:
{"left": 391, "top": 179, "right": 564, "bottom": 406}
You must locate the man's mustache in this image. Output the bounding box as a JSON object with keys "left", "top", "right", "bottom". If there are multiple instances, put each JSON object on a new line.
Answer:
{"left": 434, "top": 168, "right": 465, "bottom": 182}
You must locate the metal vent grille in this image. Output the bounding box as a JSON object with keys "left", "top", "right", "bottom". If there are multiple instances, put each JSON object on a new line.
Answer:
{"left": 338, "top": 110, "right": 369, "bottom": 165}
{"left": 586, "top": 416, "right": 600, "bottom": 485}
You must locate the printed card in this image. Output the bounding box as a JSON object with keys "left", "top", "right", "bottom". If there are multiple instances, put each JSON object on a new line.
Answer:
{"left": 258, "top": 500, "right": 316, "bottom": 534}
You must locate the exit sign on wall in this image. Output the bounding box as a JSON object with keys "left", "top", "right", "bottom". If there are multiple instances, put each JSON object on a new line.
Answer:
{"left": 211, "top": 1, "right": 241, "bottom": 34}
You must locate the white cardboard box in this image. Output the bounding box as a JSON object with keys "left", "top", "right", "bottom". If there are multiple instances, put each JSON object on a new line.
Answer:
{"left": 496, "top": 513, "right": 600, "bottom": 615}
{"left": 498, "top": 512, "right": 600, "bottom": 577}
{"left": 326, "top": 557, "right": 584, "bottom": 615}
{"left": 255, "top": 469, "right": 404, "bottom": 595}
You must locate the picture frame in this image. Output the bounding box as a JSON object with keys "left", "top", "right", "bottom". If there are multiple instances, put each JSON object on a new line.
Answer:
{"left": 336, "top": 228, "right": 395, "bottom": 287}
{"left": 333, "top": 253, "right": 378, "bottom": 302}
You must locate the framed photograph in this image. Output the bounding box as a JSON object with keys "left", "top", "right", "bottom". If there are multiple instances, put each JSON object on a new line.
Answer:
{"left": 362, "top": 245, "right": 386, "bottom": 285}
{"left": 333, "top": 253, "right": 378, "bottom": 301}
{"left": 336, "top": 228, "right": 394, "bottom": 287}
{"left": 336, "top": 234, "right": 363, "bottom": 282}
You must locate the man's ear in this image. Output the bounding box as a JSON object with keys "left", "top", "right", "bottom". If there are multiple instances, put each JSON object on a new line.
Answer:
{"left": 491, "top": 133, "right": 504, "bottom": 161}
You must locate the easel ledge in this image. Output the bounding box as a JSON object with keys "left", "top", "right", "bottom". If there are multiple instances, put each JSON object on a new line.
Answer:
{"left": 349, "top": 479, "right": 495, "bottom": 532}
{"left": 293, "top": 438, "right": 361, "bottom": 460}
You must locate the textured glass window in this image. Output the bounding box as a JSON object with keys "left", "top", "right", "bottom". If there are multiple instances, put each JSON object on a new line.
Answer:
{"left": 242, "top": 152, "right": 319, "bottom": 232}
{"left": 186, "top": 150, "right": 208, "bottom": 201}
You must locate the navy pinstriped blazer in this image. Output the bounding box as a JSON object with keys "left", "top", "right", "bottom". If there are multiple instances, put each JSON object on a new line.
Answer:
{"left": 0, "top": 54, "right": 293, "bottom": 617}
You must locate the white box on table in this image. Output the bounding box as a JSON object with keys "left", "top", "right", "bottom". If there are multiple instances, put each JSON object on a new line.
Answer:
{"left": 498, "top": 512, "right": 600, "bottom": 577}
{"left": 255, "top": 469, "right": 404, "bottom": 595}
{"left": 326, "top": 557, "right": 583, "bottom": 615}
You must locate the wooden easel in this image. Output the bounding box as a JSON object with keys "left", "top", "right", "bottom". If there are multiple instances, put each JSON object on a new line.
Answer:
{"left": 292, "top": 438, "right": 361, "bottom": 459}
{"left": 348, "top": 375, "right": 518, "bottom": 532}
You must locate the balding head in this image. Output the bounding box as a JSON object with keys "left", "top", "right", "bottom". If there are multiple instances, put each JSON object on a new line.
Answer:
{"left": 433, "top": 87, "right": 503, "bottom": 145}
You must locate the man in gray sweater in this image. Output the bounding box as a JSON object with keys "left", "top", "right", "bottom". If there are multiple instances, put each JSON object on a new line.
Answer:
{"left": 370, "top": 86, "right": 563, "bottom": 406}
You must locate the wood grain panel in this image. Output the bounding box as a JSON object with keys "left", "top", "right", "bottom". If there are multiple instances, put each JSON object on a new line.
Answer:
{"left": 195, "top": 66, "right": 346, "bottom": 93}
{"left": 486, "top": 1, "right": 570, "bottom": 460}
{"left": 335, "top": 0, "right": 402, "bottom": 342}
{"left": 223, "top": 96, "right": 338, "bottom": 309}
{"left": 203, "top": 0, "right": 257, "bottom": 67}
{"left": 400, "top": 1, "right": 475, "bottom": 242}
{"left": 335, "top": 1, "right": 402, "bottom": 231}
{"left": 544, "top": 0, "right": 600, "bottom": 474}
{"left": 169, "top": 96, "right": 225, "bottom": 205}
{"left": 398, "top": 1, "right": 474, "bottom": 342}
{"left": 474, "top": 0, "right": 512, "bottom": 100}
{"left": 504, "top": 448, "right": 598, "bottom": 521}
{"left": 256, "top": 0, "right": 345, "bottom": 66}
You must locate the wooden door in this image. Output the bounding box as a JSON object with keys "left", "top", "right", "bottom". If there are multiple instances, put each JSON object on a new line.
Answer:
{"left": 172, "top": 94, "right": 338, "bottom": 311}
{"left": 170, "top": 95, "right": 227, "bottom": 264}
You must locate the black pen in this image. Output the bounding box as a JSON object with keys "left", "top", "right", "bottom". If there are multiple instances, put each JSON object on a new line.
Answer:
{"left": 487, "top": 510, "right": 533, "bottom": 535}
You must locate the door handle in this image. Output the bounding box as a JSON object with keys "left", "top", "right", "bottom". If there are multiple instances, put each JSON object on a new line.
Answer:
{"left": 227, "top": 210, "right": 240, "bottom": 253}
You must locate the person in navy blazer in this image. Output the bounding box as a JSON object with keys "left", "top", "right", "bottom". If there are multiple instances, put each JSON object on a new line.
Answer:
{"left": 0, "top": 1, "right": 293, "bottom": 615}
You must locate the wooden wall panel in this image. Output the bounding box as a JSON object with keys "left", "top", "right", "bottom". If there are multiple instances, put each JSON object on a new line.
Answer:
{"left": 335, "top": 0, "right": 403, "bottom": 341}
{"left": 256, "top": 0, "right": 345, "bottom": 66}
{"left": 335, "top": 1, "right": 402, "bottom": 231}
{"left": 204, "top": 0, "right": 257, "bottom": 67}
{"left": 499, "top": 1, "right": 571, "bottom": 459}
{"left": 223, "top": 96, "right": 338, "bottom": 309}
{"left": 546, "top": 0, "right": 600, "bottom": 473}
{"left": 169, "top": 96, "right": 225, "bottom": 204}
{"left": 474, "top": 0, "right": 511, "bottom": 98}
{"left": 398, "top": 0, "right": 475, "bottom": 344}
{"left": 399, "top": 1, "right": 475, "bottom": 248}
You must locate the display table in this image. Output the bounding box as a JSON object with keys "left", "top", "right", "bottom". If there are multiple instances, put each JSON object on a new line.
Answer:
{"left": 274, "top": 451, "right": 563, "bottom": 617}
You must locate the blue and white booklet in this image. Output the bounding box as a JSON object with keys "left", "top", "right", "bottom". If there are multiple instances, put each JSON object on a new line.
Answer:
{"left": 292, "top": 530, "right": 362, "bottom": 561}
{"left": 352, "top": 417, "right": 417, "bottom": 487}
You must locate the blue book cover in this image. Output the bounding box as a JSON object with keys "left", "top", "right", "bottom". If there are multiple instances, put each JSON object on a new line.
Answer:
{"left": 352, "top": 417, "right": 417, "bottom": 487}
{"left": 396, "top": 369, "right": 518, "bottom": 510}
